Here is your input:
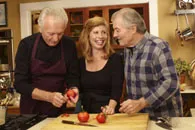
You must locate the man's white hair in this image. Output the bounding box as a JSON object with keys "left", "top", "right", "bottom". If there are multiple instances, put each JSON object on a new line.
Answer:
{"left": 38, "top": 7, "right": 68, "bottom": 30}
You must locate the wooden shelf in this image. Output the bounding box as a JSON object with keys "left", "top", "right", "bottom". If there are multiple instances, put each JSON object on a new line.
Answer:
{"left": 175, "top": 9, "right": 195, "bottom": 15}
{"left": 8, "top": 106, "right": 20, "bottom": 114}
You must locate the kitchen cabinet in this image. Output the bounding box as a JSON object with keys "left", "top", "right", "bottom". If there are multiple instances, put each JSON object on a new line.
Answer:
{"left": 31, "top": 4, "right": 149, "bottom": 50}
{"left": 181, "top": 87, "right": 195, "bottom": 116}
{"left": 65, "top": 3, "right": 149, "bottom": 49}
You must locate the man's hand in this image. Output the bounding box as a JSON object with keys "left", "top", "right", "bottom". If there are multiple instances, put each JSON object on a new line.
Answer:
{"left": 32, "top": 88, "right": 68, "bottom": 108}
{"left": 49, "top": 92, "right": 67, "bottom": 108}
{"left": 119, "top": 97, "right": 148, "bottom": 115}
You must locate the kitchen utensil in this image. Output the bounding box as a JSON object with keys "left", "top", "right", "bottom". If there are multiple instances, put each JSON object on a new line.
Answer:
{"left": 175, "top": 14, "right": 183, "bottom": 45}
{"left": 178, "top": 0, "right": 187, "bottom": 9}
{"left": 175, "top": 14, "right": 181, "bottom": 36}
{"left": 155, "top": 117, "right": 172, "bottom": 130}
{"left": 180, "top": 13, "right": 194, "bottom": 41}
{"left": 156, "top": 122, "right": 172, "bottom": 130}
{"left": 62, "top": 120, "right": 97, "bottom": 127}
{"left": 189, "top": 59, "right": 195, "bottom": 80}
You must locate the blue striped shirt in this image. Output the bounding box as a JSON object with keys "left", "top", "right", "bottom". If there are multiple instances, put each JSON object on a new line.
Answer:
{"left": 124, "top": 32, "right": 183, "bottom": 118}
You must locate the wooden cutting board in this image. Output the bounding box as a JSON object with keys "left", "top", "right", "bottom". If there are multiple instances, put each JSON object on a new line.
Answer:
{"left": 41, "top": 113, "right": 149, "bottom": 130}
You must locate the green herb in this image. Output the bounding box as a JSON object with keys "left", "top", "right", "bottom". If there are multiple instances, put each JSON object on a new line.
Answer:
{"left": 174, "top": 58, "right": 191, "bottom": 75}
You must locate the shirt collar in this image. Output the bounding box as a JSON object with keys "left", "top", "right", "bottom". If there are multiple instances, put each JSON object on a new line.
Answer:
{"left": 133, "top": 31, "right": 150, "bottom": 51}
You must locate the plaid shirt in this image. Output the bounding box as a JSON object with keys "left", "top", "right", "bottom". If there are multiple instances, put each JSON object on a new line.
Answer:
{"left": 124, "top": 32, "right": 183, "bottom": 118}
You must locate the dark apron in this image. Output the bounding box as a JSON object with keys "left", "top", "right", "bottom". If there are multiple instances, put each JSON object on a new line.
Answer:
{"left": 20, "top": 34, "right": 67, "bottom": 117}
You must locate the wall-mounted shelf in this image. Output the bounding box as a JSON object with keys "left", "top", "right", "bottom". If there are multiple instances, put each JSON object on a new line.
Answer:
{"left": 175, "top": 9, "right": 195, "bottom": 15}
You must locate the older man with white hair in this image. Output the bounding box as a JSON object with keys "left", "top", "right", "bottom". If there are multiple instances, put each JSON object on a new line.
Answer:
{"left": 14, "top": 7, "right": 79, "bottom": 117}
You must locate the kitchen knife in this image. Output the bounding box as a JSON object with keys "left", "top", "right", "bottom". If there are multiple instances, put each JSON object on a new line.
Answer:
{"left": 155, "top": 117, "right": 172, "bottom": 130}
{"left": 156, "top": 122, "right": 172, "bottom": 130}
{"left": 62, "top": 120, "right": 98, "bottom": 127}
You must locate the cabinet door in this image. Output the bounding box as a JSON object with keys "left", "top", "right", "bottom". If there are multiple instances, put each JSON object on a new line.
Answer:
{"left": 87, "top": 7, "right": 104, "bottom": 18}
{"left": 65, "top": 8, "right": 86, "bottom": 41}
{"left": 31, "top": 10, "right": 41, "bottom": 34}
{"left": 65, "top": 3, "right": 149, "bottom": 43}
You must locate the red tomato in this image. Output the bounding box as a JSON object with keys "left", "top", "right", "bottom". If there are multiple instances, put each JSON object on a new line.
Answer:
{"left": 61, "top": 113, "right": 69, "bottom": 117}
{"left": 96, "top": 112, "right": 106, "bottom": 123}
{"left": 77, "top": 112, "right": 90, "bottom": 122}
{"left": 66, "top": 89, "right": 76, "bottom": 99}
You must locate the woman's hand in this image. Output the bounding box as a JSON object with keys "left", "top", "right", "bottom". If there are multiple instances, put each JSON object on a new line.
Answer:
{"left": 64, "top": 87, "right": 79, "bottom": 107}
{"left": 101, "top": 105, "right": 115, "bottom": 115}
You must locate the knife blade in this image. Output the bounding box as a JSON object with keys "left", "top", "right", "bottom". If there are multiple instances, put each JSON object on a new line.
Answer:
{"left": 62, "top": 120, "right": 98, "bottom": 127}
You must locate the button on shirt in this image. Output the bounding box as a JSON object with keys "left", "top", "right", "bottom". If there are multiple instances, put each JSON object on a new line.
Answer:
{"left": 124, "top": 32, "right": 183, "bottom": 118}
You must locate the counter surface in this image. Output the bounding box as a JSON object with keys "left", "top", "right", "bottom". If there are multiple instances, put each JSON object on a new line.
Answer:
{"left": 39, "top": 113, "right": 149, "bottom": 130}
{"left": 29, "top": 117, "right": 195, "bottom": 130}
{"left": 28, "top": 86, "right": 195, "bottom": 130}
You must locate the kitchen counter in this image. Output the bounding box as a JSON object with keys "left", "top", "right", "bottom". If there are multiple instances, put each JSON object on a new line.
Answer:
{"left": 181, "top": 86, "right": 195, "bottom": 94}
{"left": 148, "top": 117, "right": 195, "bottom": 130}
{"left": 190, "top": 108, "right": 195, "bottom": 117}
{"left": 28, "top": 118, "right": 54, "bottom": 130}
{"left": 180, "top": 86, "right": 195, "bottom": 116}
{"left": 28, "top": 87, "right": 195, "bottom": 130}
{"left": 28, "top": 117, "right": 195, "bottom": 130}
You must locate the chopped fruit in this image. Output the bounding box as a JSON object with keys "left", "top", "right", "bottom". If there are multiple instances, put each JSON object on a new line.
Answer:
{"left": 96, "top": 112, "right": 107, "bottom": 123}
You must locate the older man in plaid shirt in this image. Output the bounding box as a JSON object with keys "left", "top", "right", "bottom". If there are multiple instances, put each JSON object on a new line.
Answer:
{"left": 111, "top": 8, "right": 183, "bottom": 118}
